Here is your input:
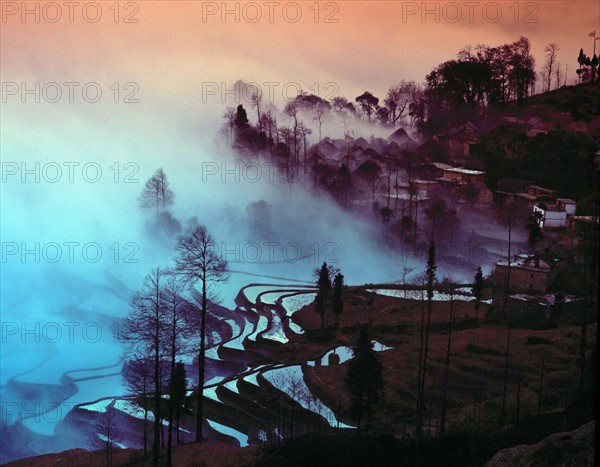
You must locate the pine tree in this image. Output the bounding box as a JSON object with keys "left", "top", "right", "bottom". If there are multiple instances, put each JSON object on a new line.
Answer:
{"left": 344, "top": 327, "right": 384, "bottom": 433}
{"left": 526, "top": 211, "right": 544, "bottom": 250}
{"left": 234, "top": 104, "right": 249, "bottom": 128}
{"left": 332, "top": 273, "right": 344, "bottom": 328}
{"left": 472, "top": 266, "right": 484, "bottom": 320}
{"left": 416, "top": 242, "right": 436, "bottom": 438}
{"left": 315, "top": 262, "right": 332, "bottom": 329}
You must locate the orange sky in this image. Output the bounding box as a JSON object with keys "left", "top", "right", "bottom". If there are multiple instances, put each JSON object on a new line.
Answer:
{"left": 2, "top": 1, "right": 599, "bottom": 109}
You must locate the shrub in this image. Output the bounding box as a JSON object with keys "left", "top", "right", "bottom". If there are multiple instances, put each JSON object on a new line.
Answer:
{"left": 465, "top": 343, "right": 504, "bottom": 356}
{"left": 526, "top": 336, "right": 552, "bottom": 345}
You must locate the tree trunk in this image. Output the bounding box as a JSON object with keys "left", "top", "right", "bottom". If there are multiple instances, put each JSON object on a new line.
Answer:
{"left": 578, "top": 303, "right": 588, "bottom": 396}
{"left": 439, "top": 296, "right": 454, "bottom": 436}
{"left": 515, "top": 358, "right": 522, "bottom": 426}
{"left": 143, "top": 406, "right": 148, "bottom": 455}
{"left": 538, "top": 356, "right": 545, "bottom": 415}
{"left": 153, "top": 344, "right": 161, "bottom": 466}
{"left": 419, "top": 286, "right": 433, "bottom": 431}
{"left": 415, "top": 293, "right": 426, "bottom": 438}
{"left": 502, "top": 324, "right": 511, "bottom": 414}
{"left": 504, "top": 208, "right": 513, "bottom": 307}
{"left": 167, "top": 315, "right": 177, "bottom": 467}
{"left": 196, "top": 277, "right": 208, "bottom": 442}
{"left": 152, "top": 279, "right": 161, "bottom": 467}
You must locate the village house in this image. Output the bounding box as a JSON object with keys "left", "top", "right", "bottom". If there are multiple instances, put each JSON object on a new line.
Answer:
{"left": 493, "top": 178, "right": 530, "bottom": 205}
{"left": 533, "top": 198, "right": 577, "bottom": 229}
{"left": 514, "top": 184, "right": 558, "bottom": 207}
{"left": 490, "top": 247, "right": 571, "bottom": 294}
{"left": 507, "top": 293, "right": 580, "bottom": 323}
{"left": 438, "top": 166, "right": 485, "bottom": 184}
{"left": 438, "top": 122, "right": 479, "bottom": 160}
{"left": 568, "top": 215, "right": 599, "bottom": 234}
{"left": 494, "top": 179, "right": 560, "bottom": 209}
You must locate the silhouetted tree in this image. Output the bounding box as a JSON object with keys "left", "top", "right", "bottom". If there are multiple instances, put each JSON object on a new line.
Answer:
{"left": 221, "top": 106, "right": 236, "bottom": 142}
{"left": 312, "top": 103, "right": 326, "bottom": 142}
{"left": 416, "top": 242, "right": 436, "bottom": 438}
{"left": 170, "top": 362, "right": 187, "bottom": 445}
{"left": 298, "top": 121, "right": 312, "bottom": 175}
{"left": 438, "top": 277, "right": 456, "bottom": 436}
{"left": 162, "top": 277, "right": 192, "bottom": 466}
{"left": 384, "top": 81, "right": 418, "bottom": 127}
{"left": 401, "top": 266, "right": 415, "bottom": 298}
{"left": 424, "top": 199, "right": 447, "bottom": 241}
{"left": 355, "top": 160, "right": 381, "bottom": 208}
{"left": 355, "top": 91, "right": 379, "bottom": 123}
{"left": 249, "top": 91, "right": 263, "bottom": 132}
{"left": 332, "top": 273, "right": 344, "bottom": 328}
{"left": 315, "top": 262, "right": 332, "bottom": 328}
{"left": 89, "top": 405, "right": 124, "bottom": 467}
{"left": 174, "top": 225, "right": 229, "bottom": 442}
{"left": 526, "top": 210, "right": 544, "bottom": 250}
{"left": 121, "top": 357, "right": 153, "bottom": 455}
{"left": 380, "top": 206, "right": 395, "bottom": 232}
{"left": 544, "top": 43, "right": 560, "bottom": 92}
{"left": 121, "top": 268, "right": 165, "bottom": 466}
{"left": 345, "top": 327, "right": 384, "bottom": 433}
{"left": 235, "top": 104, "right": 249, "bottom": 128}
{"left": 472, "top": 266, "right": 484, "bottom": 320}
{"left": 139, "top": 168, "right": 174, "bottom": 222}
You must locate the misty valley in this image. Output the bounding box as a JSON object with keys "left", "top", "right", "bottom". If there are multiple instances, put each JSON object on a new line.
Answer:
{"left": 1, "top": 6, "right": 599, "bottom": 467}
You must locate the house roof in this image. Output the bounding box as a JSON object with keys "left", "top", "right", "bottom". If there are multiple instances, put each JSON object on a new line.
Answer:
{"left": 444, "top": 167, "right": 485, "bottom": 176}
{"left": 515, "top": 192, "right": 538, "bottom": 200}
{"left": 529, "top": 184, "right": 557, "bottom": 193}
{"left": 496, "top": 178, "right": 530, "bottom": 193}
{"left": 510, "top": 293, "right": 578, "bottom": 305}
{"left": 531, "top": 247, "right": 572, "bottom": 266}
{"left": 430, "top": 162, "right": 454, "bottom": 170}
{"left": 535, "top": 203, "right": 563, "bottom": 212}
{"left": 571, "top": 216, "right": 599, "bottom": 225}
{"left": 388, "top": 128, "right": 418, "bottom": 149}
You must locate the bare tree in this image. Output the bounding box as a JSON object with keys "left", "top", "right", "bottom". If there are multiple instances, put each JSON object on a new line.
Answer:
{"left": 544, "top": 43, "right": 560, "bottom": 92}
{"left": 162, "top": 277, "right": 193, "bottom": 467}
{"left": 384, "top": 81, "right": 418, "bottom": 127}
{"left": 221, "top": 106, "right": 236, "bottom": 142}
{"left": 502, "top": 320, "right": 512, "bottom": 414}
{"left": 554, "top": 62, "right": 562, "bottom": 90}
{"left": 438, "top": 277, "right": 456, "bottom": 436}
{"left": 250, "top": 91, "right": 263, "bottom": 133}
{"left": 401, "top": 266, "right": 415, "bottom": 298}
{"left": 170, "top": 362, "right": 187, "bottom": 445}
{"left": 174, "top": 225, "right": 228, "bottom": 442}
{"left": 337, "top": 109, "right": 351, "bottom": 138}
{"left": 312, "top": 103, "right": 325, "bottom": 142}
{"left": 284, "top": 101, "right": 300, "bottom": 168}
{"left": 497, "top": 202, "right": 516, "bottom": 308}
{"left": 424, "top": 199, "right": 447, "bottom": 242}
{"left": 416, "top": 243, "right": 436, "bottom": 439}
{"left": 274, "top": 368, "right": 307, "bottom": 438}
{"left": 260, "top": 110, "right": 277, "bottom": 147}
{"left": 121, "top": 268, "right": 166, "bottom": 466}
{"left": 139, "top": 168, "right": 174, "bottom": 221}
{"left": 89, "top": 405, "right": 124, "bottom": 467}
{"left": 298, "top": 121, "right": 312, "bottom": 176}
{"left": 121, "top": 357, "right": 153, "bottom": 455}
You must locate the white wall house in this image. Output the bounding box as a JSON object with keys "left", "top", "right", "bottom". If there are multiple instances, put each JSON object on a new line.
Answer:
{"left": 556, "top": 198, "right": 577, "bottom": 216}
{"left": 533, "top": 204, "right": 567, "bottom": 228}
